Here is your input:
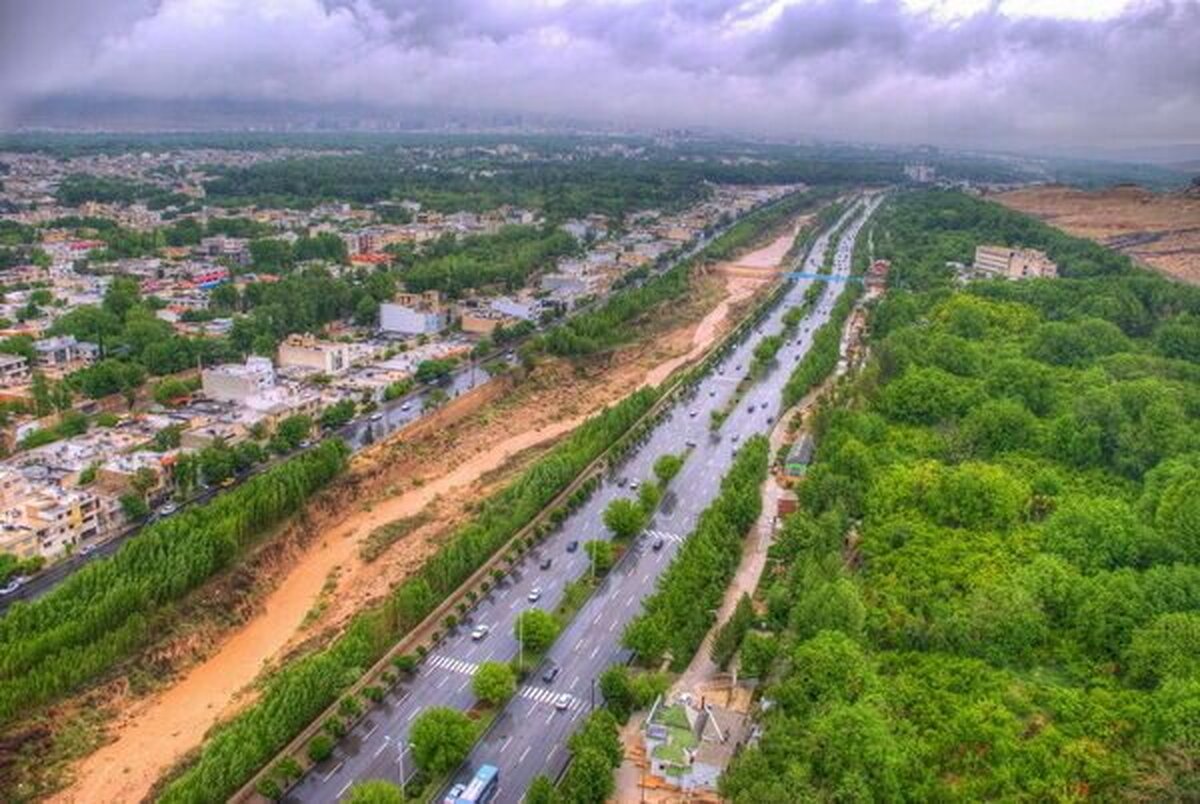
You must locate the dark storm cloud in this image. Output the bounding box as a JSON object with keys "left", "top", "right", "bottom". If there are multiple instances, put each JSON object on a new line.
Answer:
{"left": 0, "top": 0, "right": 1197, "bottom": 149}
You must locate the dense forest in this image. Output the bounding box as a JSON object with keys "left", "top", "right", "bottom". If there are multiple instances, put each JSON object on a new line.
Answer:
{"left": 400, "top": 225, "right": 577, "bottom": 297}
{"left": 719, "top": 191, "right": 1200, "bottom": 801}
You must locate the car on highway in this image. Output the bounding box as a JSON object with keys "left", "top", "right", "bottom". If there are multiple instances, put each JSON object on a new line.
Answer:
{"left": 555, "top": 694, "right": 571, "bottom": 711}
{"left": 471, "top": 624, "right": 491, "bottom": 640}
{"left": 566, "top": 540, "right": 579, "bottom": 553}
{"left": 539, "top": 557, "right": 552, "bottom": 570}
{"left": 542, "top": 665, "right": 560, "bottom": 683}
{"left": 652, "top": 536, "right": 665, "bottom": 552}
{"left": 528, "top": 587, "right": 542, "bottom": 602}
{"left": 689, "top": 409, "right": 698, "bottom": 417}
{"left": 732, "top": 433, "right": 740, "bottom": 442}
{"left": 443, "top": 783, "right": 466, "bottom": 804}
{"left": 709, "top": 389, "right": 715, "bottom": 396}
{"left": 369, "top": 412, "right": 384, "bottom": 422}
{"left": 0, "top": 576, "right": 27, "bottom": 596}
{"left": 617, "top": 477, "right": 627, "bottom": 487}
{"left": 630, "top": 480, "right": 640, "bottom": 490}
{"left": 159, "top": 502, "right": 178, "bottom": 517}
{"left": 80, "top": 543, "right": 98, "bottom": 557}
{"left": 685, "top": 439, "right": 696, "bottom": 448}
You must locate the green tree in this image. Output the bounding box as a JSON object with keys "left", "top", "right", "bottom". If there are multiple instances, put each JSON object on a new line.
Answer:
{"left": 515, "top": 609, "right": 559, "bottom": 652}
{"left": 472, "top": 661, "right": 516, "bottom": 706}
{"left": 1124, "top": 612, "right": 1200, "bottom": 688}
{"left": 583, "top": 540, "right": 615, "bottom": 574}
{"left": 345, "top": 780, "right": 404, "bottom": 804}
{"left": 409, "top": 707, "right": 475, "bottom": 775}
{"left": 602, "top": 498, "right": 646, "bottom": 541}
{"left": 525, "top": 775, "right": 560, "bottom": 804}
{"left": 653, "top": 453, "right": 684, "bottom": 486}
{"left": 120, "top": 493, "right": 149, "bottom": 520}
{"left": 598, "top": 665, "right": 635, "bottom": 721}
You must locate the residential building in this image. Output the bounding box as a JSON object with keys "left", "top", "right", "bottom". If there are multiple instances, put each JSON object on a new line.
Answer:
{"left": 380, "top": 291, "right": 450, "bottom": 336}
{"left": 201, "top": 356, "right": 276, "bottom": 403}
{"left": 642, "top": 694, "right": 751, "bottom": 793}
{"left": 33, "top": 335, "right": 99, "bottom": 371}
{"left": 972, "top": 245, "right": 1058, "bottom": 280}
{"left": 0, "top": 354, "right": 30, "bottom": 388}
{"left": 278, "top": 334, "right": 355, "bottom": 375}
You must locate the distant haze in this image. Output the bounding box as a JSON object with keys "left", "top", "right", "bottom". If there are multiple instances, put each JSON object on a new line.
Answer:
{"left": 1, "top": 0, "right": 1198, "bottom": 152}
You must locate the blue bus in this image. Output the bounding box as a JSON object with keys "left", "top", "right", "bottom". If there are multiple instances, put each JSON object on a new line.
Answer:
{"left": 446, "top": 764, "right": 499, "bottom": 804}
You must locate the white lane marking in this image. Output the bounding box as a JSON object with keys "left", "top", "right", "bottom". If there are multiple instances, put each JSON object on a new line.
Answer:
{"left": 569, "top": 675, "right": 579, "bottom": 691}
{"left": 436, "top": 674, "right": 449, "bottom": 689}
{"left": 363, "top": 723, "right": 377, "bottom": 739}
{"left": 322, "top": 762, "right": 344, "bottom": 782}
{"left": 608, "top": 620, "right": 617, "bottom": 633}
{"left": 545, "top": 710, "right": 556, "bottom": 724}
{"left": 501, "top": 735, "right": 513, "bottom": 754}
{"left": 338, "top": 780, "right": 353, "bottom": 798}
{"left": 374, "top": 736, "right": 392, "bottom": 757}
{"left": 406, "top": 708, "right": 419, "bottom": 722}
{"left": 590, "top": 645, "right": 599, "bottom": 660}
{"left": 519, "top": 746, "right": 532, "bottom": 765}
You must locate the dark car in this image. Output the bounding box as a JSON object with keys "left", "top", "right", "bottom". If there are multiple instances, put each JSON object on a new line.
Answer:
{"left": 542, "top": 665, "right": 561, "bottom": 684}
{"left": 540, "top": 557, "right": 552, "bottom": 570}
{"left": 566, "top": 540, "right": 579, "bottom": 553}
{"left": 652, "top": 537, "right": 666, "bottom": 552}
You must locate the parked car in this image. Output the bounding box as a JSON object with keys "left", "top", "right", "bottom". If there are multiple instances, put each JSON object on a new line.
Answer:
{"left": 80, "top": 543, "right": 98, "bottom": 557}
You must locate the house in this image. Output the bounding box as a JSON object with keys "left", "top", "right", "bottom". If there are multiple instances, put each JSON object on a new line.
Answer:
{"left": 784, "top": 434, "right": 815, "bottom": 478}
{"left": 380, "top": 291, "right": 450, "bottom": 336}
{"left": 0, "top": 354, "right": 30, "bottom": 388}
{"left": 33, "top": 335, "right": 99, "bottom": 372}
{"left": 642, "top": 694, "right": 752, "bottom": 793}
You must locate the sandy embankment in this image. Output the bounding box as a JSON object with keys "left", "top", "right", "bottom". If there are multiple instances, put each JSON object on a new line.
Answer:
{"left": 55, "top": 238, "right": 787, "bottom": 804}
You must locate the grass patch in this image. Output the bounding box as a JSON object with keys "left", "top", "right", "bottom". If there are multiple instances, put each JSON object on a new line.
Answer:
{"left": 359, "top": 511, "right": 434, "bottom": 562}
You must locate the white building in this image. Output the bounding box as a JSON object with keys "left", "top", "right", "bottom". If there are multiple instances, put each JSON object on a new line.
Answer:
{"left": 380, "top": 291, "right": 449, "bottom": 336}
{"left": 201, "top": 356, "right": 276, "bottom": 403}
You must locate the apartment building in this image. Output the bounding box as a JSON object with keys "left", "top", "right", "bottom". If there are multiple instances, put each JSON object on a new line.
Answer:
{"left": 380, "top": 291, "right": 450, "bottom": 336}
{"left": 201, "top": 356, "right": 276, "bottom": 403}
{"left": 277, "top": 334, "right": 355, "bottom": 375}
{"left": 0, "top": 467, "right": 124, "bottom": 558}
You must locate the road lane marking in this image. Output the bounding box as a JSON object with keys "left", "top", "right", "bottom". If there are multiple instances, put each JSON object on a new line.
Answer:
{"left": 519, "top": 746, "right": 532, "bottom": 765}
{"left": 569, "top": 675, "right": 579, "bottom": 691}
{"left": 363, "top": 723, "right": 377, "bottom": 739}
{"left": 338, "top": 780, "right": 353, "bottom": 798}
{"left": 590, "top": 645, "right": 599, "bottom": 659}
{"left": 374, "top": 739, "right": 391, "bottom": 757}
{"left": 406, "top": 708, "right": 419, "bottom": 722}
{"left": 322, "top": 762, "right": 344, "bottom": 782}
{"left": 501, "top": 735, "right": 513, "bottom": 754}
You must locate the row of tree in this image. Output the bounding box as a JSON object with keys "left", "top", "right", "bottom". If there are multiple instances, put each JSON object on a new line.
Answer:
{"left": 0, "top": 440, "right": 349, "bottom": 723}
{"left": 158, "top": 389, "right": 659, "bottom": 802}
{"left": 622, "top": 436, "right": 768, "bottom": 669}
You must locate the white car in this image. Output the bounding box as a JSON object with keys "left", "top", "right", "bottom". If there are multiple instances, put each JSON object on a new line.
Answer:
{"left": 471, "top": 624, "right": 491, "bottom": 640}
{"left": 555, "top": 694, "right": 572, "bottom": 711}
{"left": 400, "top": 402, "right": 411, "bottom": 411}
{"left": 528, "top": 587, "right": 542, "bottom": 602}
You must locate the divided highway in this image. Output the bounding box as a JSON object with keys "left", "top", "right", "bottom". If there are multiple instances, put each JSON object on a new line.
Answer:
{"left": 286, "top": 194, "right": 880, "bottom": 804}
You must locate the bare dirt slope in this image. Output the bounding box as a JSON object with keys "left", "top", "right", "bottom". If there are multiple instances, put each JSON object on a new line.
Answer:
{"left": 993, "top": 184, "right": 1200, "bottom": 284}
{"left": 50, "top": 267, "right": 773, "bottom": 804}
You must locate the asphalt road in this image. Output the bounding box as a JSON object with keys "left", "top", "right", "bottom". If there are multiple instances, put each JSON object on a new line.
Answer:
{"left": 285, "top": 195, "right": 879, "bottom": 804}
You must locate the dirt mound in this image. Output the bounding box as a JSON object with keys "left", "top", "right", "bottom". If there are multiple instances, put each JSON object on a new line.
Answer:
{"left": 994, "top": 185, "right": 1200, "bottom": 285}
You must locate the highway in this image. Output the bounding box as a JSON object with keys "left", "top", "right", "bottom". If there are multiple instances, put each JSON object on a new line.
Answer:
{"left": 0, "top": 195, "right": 774, "bottom": 613}
{"left": 285, "top": 194, "right": 879, "bottom": 804}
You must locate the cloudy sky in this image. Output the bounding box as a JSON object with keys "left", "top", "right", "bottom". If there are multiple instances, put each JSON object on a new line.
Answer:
{"left": 1, "top": 0, "right": 1197, "bottom": 149}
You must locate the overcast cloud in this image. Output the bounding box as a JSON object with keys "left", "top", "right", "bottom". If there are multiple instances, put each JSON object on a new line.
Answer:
{"left": 0, "top": 0, "right": 1197, "bottom": 148}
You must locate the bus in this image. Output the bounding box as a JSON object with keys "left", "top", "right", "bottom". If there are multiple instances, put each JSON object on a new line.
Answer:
{"left": 447, "top": 764, "right": 499, "bottom": 804}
